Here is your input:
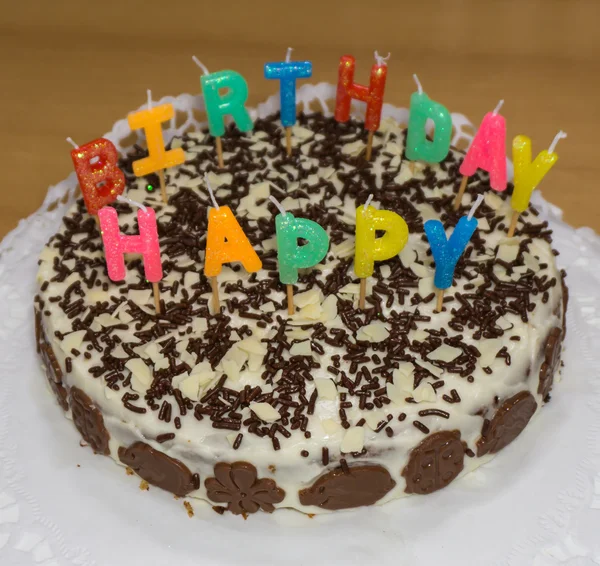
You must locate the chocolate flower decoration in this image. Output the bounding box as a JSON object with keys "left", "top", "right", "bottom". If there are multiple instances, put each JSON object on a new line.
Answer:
{"left": 205, "top": 461, "right": 285, "bottom": 515}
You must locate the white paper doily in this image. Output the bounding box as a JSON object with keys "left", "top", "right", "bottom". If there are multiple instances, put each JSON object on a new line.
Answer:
{"left": 1, "top": 84, "right": 599, "bottom": 566}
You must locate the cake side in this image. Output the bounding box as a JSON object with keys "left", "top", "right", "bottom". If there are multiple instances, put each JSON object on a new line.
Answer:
{"left": 34, "top": 112, "right": 567, "bottom": 515}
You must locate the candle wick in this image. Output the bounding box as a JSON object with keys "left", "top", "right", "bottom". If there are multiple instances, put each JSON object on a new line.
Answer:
{"left": 192, "top": 55, "right": 210, "bottom": 76}
{"left": 492, "top": 99, "right": 504, "bottom": 115}
{"left": 147, "top": 89, "right": 153, "bottom": 111}
{"left": 364, "top": 193, "right": 374, "bottom": 213}
{"left": 548, "top": 130, "right": 567, "bottom": 154}
{"left": 269, "top": 195, "right": 288, "bottom": 217}
{"left": 66, "top": 137, "right": 79, "bottom": 149}
{"left": 285, "top": 47, "right": 293, "bottom": 63}
{"left": 204, "top": 173, "right": 220, "bottom": 210}
{"left": 412, "top": 74, "right": 423, "bottom": 95}
{"left": 117, "top": 194, "right": 147, "bottom": 212}
{"left": 467, "top": 194, "right": 484, "bottom": 221}
{"left": 374, "top": 50, "right": 391, "bottom": 67}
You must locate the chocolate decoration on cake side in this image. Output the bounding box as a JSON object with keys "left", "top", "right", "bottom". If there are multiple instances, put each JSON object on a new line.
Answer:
{"left": 118, "top": 442, "right": 198, "bottom": 496}
{"left": 38, "top": 322, "right": 69, "bottom": 411}
{"left": 560, "top": 271, "right": 568, "bottom": 336}
{"left": 402, "top": 430, "right": 465, "bottom": 494}
{"left": 299, "top": 464, "right": 396, "bottom": 510}
{"left": 477, "top": 391, "right": 537, "bottom": 457}
{"left": 205, "top": 462, "right": 285, "bottom": 515}
{"left": 538, "top": 327, "right": 563, "bottom": 401}
{"left": 69, "top": 387, "right": 110, "bottom": 455}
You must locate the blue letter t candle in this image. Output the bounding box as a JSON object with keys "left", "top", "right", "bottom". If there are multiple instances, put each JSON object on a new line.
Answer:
{"left": 264, "top": 50, "right": 312, "bottom": 128}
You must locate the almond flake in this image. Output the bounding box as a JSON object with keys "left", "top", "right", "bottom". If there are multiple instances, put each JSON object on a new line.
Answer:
{"left": 238, "top": 338, "right": 267, "bottom": 356}
{"left": 496, "top": 242, "right": 519, "bottom": 263}
{"left": 418, "top": 276, "right": 435, "bottom": 298}
{"left": 125, "top": 358, "right": 152, "bottom": 387}
{"left": 427, "top": 345, "right": 462, "bottom": 363}
{"left": 478, "top": 338, "right": 503, "bottom": 367}
{"left": 341, "top": 427, "right": 365, "bottom": 453}
{"left": 356, "top": 321, "right": 389, "bottom": 343}
{"left": 290, "top": 340, "right": 312, "bottom": 356}
{"left": 410, "top": 262, "right": 433, "bottom": 279}
{"left": 250, "top": 402, "right": 280, "bottom": 422}
{"left": 294, "top": 288, "right": 321, "bottom": 309}
{"left": 314, "top": 378, "right": 337, "bottom": 400}
{"left": 128, "top": 289, "right": 152, "bottom": 305}
{"left": 59, "top": 330, "right": 87, "bottom": 354}
{"left": 179, "top": 374, "right": 202, "bottom": 401}
{"left": 364, "top": 411, "right": 386, "bottom": 430}
{"left": 413, "top": 382, "right": 437, "bottom": 403}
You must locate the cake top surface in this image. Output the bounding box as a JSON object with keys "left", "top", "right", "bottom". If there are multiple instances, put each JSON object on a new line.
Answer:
{"left": 36, "top": 112, "right": 562, "bottom": 460}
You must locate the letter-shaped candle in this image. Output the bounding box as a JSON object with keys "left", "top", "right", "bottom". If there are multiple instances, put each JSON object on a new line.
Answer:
{"left": 202, "top": 70, "right": 254, "bottom": 138}
{"left": 425, "top": 194, "right": 484, "bottom": 311}
{"left": 98, "top": 203, "right": 163, "bottom": 283}
{"left": 355, "top": 197, "right": 409, "bottom": 309}
{"left": 335, "top": 51, "right": 389, "bottom": 160}
{"left": 128, "top": 91, "right": 185, "bottom": 204}
{"left": 264, "top": 48, "right": 312, "bottom": 156}
{"left": 70, "top": 138, "right": 125, "bottom": 216}
{"left": 271, "top": 195, "right": 329, "bottom": 314}
{"left": 405, "top": 75, "right": 452, "bottom": 163}
{"left": 509, "top": 131, "right": 566, "bottom": 237}
{"left": 275, "top": 215, "right": 329, "bottom": 284}
{"left": 454, "top": 101, "right": 507, "bottom": 210}
{"left": 205, "top": 206, "right": 262, "bottom": 277}
{"left": 264, "top": 49, "right": 312, "bottom": 128}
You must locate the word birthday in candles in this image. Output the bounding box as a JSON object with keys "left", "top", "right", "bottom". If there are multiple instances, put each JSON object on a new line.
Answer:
{"left": 68, "top": 137, "right": 125, "bottom": 216}
{"left": 128, "top": 90, "right": 185, "bottom": 204}
{"left": 355, "top": 194, "right": 409, "bottom": 309}
{"left": 270, "top": 195, "right": 329, "bottom": 315}
{"left": 509, "top": 130, "right": 567, "bottom": 237}
{"left": 405, "top": 74, "right": 452, "bottom": 163}
{"left": 264, "top": 48, "right": 312, "bottom": 156}
{"left": 98, "top": 195, "right": 163, "bottom": 312}
{"left": 425, "top": 194, "right": 484, "bottom": 312}
{"left": 335, "top": 51, "right": 389, "bottom": 161}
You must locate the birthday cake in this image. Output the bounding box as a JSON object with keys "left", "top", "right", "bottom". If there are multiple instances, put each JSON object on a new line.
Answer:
{"left": 34, "top": 108, "right": 567, "bottom": 515}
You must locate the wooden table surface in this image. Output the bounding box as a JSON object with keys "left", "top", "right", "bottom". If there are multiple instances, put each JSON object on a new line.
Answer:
{"left": 2, "top": 0, "right": 599, "bottom": 239}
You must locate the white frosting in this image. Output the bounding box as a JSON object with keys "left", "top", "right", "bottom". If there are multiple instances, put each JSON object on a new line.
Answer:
{"left": 36, "top": 115, "right": 564, "bottom": 514}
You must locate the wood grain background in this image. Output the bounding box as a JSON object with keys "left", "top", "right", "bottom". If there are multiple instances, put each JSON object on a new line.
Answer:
{"left": 1, "top": 0, "right": 599, "bottom": 238}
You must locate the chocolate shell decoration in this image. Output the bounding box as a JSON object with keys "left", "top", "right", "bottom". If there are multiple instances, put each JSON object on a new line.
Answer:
{"left": 39, "top": 329, "right": 69, "bottom": 411}
{"left": 299, "top": 464, "right": 396, "bottom": 510}
{"left": 205, "top": 461, "right": 285, "bottom": 515}
{"left": 402, "top": 430, "right": 465, "bottom": 495}
{"left": 118, "top": 442, "right": 198, "bottom": 496}
{"left": 538, "top": 327, "right": 563, "bottom": 401}
{"left": 477, "top": 391, "right": 537, "bottom": 456}
{"left": 69, "top": 387, "right": 110, "bottom": 455}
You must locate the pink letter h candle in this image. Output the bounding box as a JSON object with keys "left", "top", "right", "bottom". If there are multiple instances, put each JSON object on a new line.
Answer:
{"left": 98, "top": 206, "right": 163, "bottom": 282}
